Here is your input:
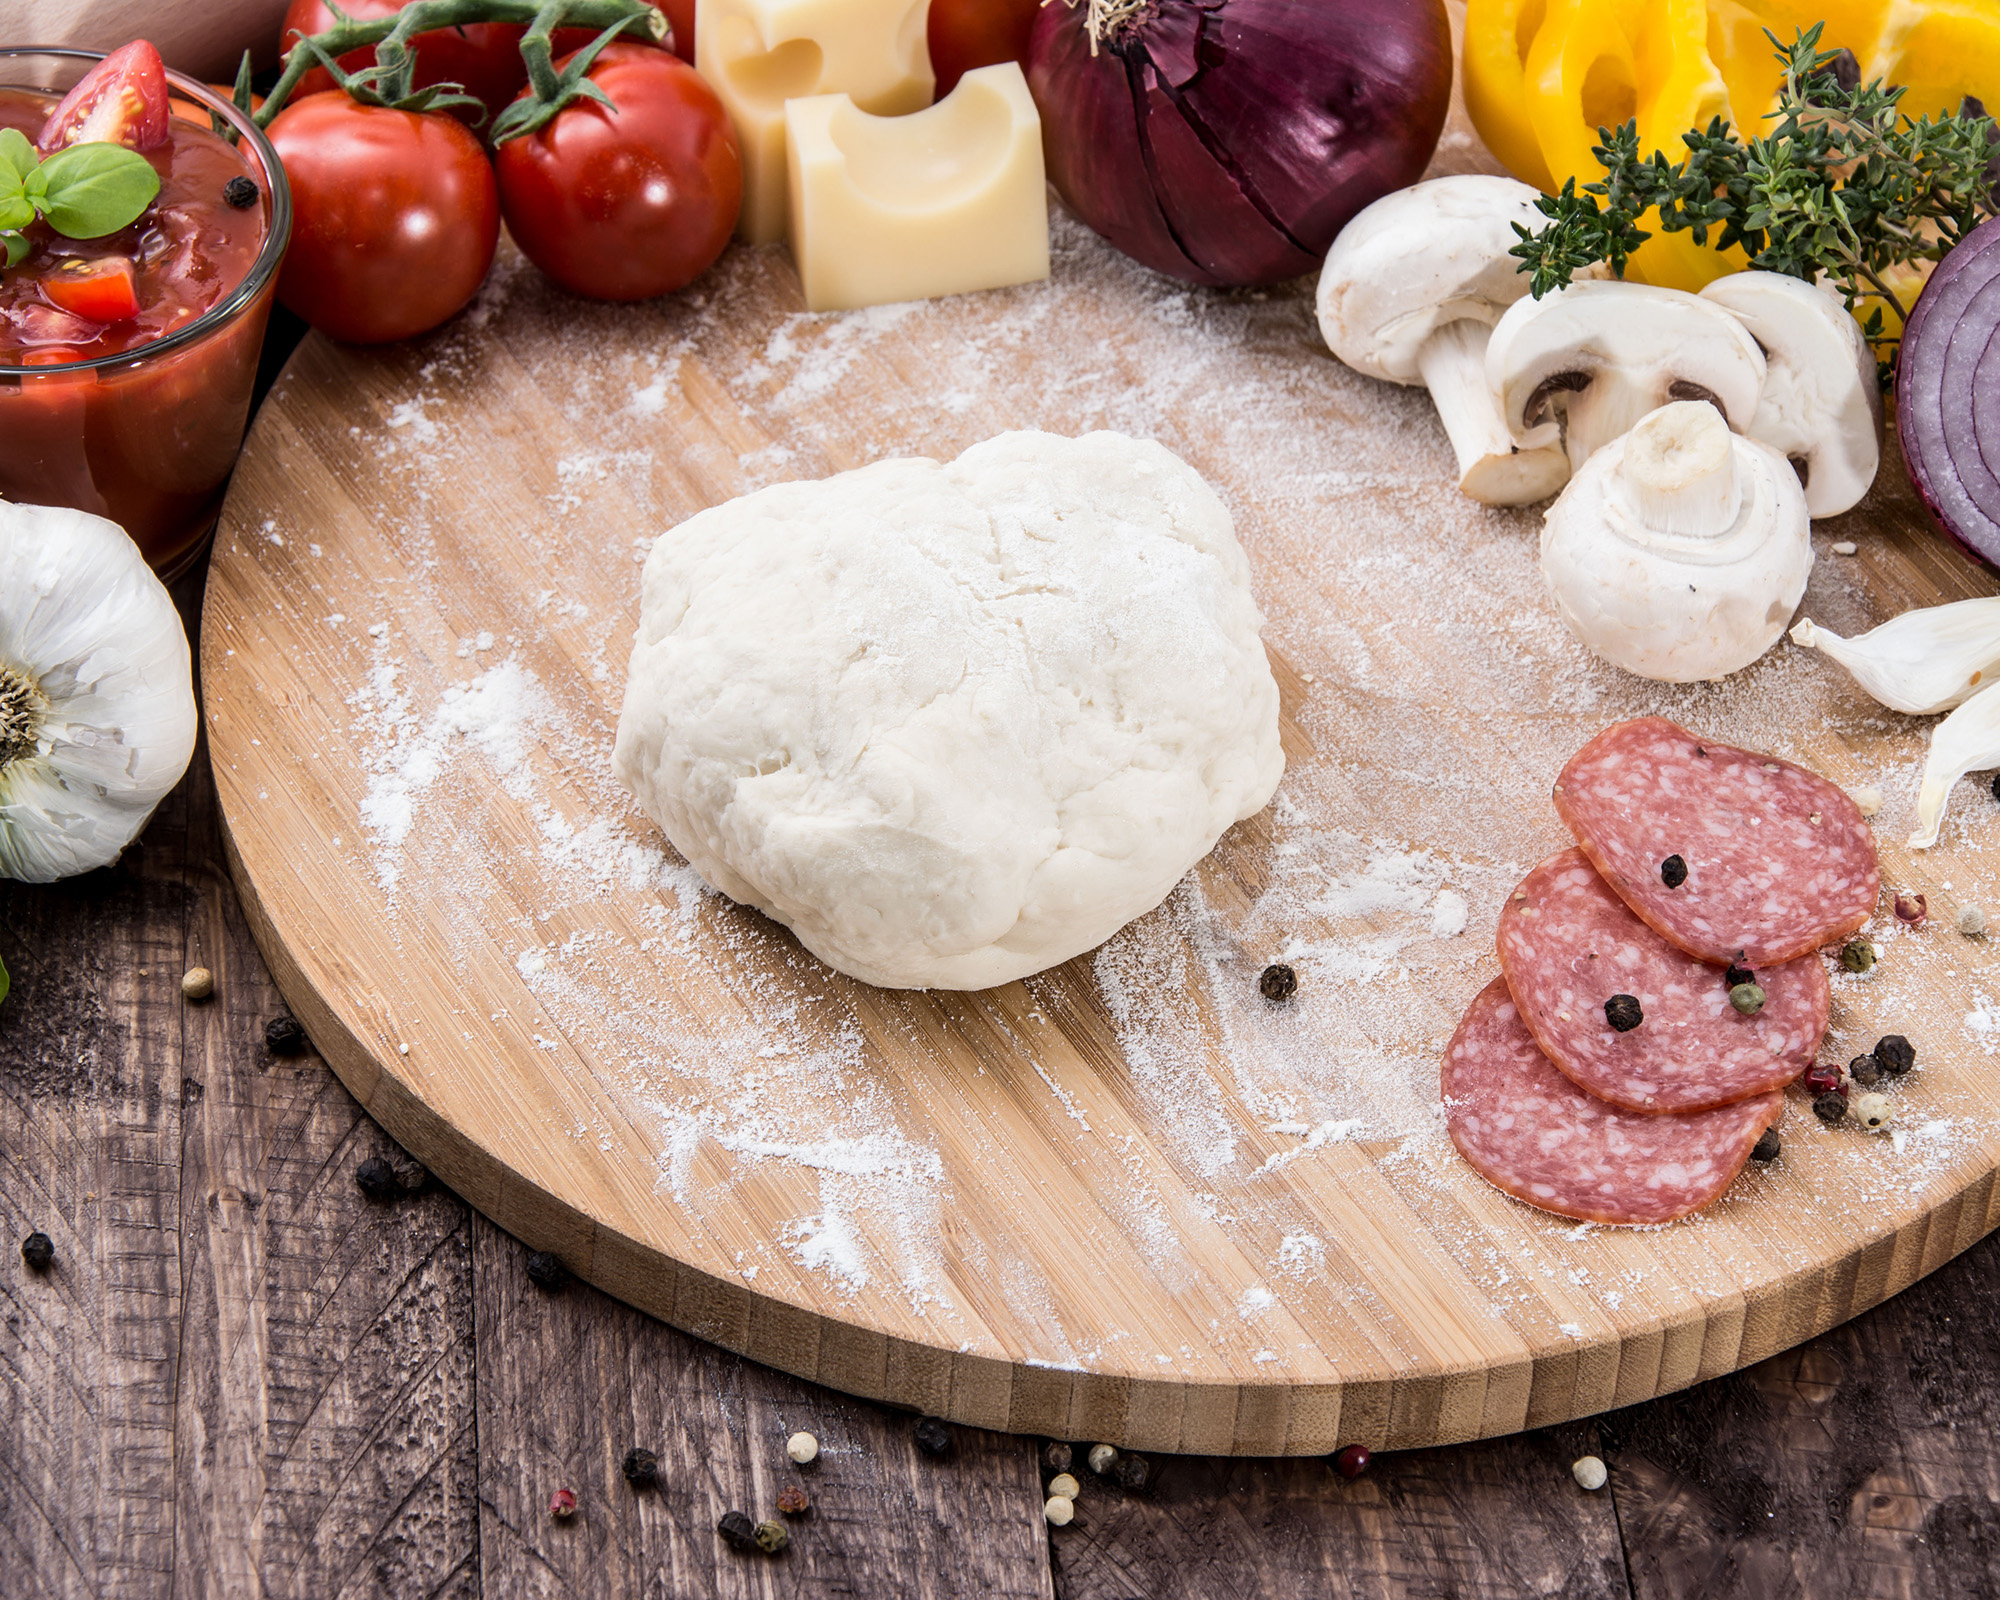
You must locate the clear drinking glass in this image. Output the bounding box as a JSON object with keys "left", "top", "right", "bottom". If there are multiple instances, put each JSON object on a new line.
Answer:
{"left": 0, "top": 49, "right": 293, "bottom": 579}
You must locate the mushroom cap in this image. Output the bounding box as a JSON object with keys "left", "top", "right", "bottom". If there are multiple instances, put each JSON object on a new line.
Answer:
{"left": 1316, "top": 175, "right": 1550, "bottom": 385}
{"left": 1488, "top": 280, "right": 1767, "bottom": 451}
{"left": 1540, "top": 407, "right": 1813, "bottom": 682}
{"left": 1699, "top": 271, "right": 1882, "bottom": 518}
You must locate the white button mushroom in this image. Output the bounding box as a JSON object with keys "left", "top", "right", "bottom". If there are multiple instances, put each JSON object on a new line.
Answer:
{"left": 1699, "top": 272, "right": 1882, "bottom": 517}
{"left": 1316, "top": 175, "right": 1570, "bottom": 506}
{"left": 1488, "top": 280, "right": 1767, "bottom": 473}
{"left": 1539, "top": 400, "right": 1813, "bottom": 682}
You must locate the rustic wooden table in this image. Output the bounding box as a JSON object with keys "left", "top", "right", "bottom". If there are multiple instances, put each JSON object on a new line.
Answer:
{"left": 8, "top": 320, "right": 2000, "bottom": 1600}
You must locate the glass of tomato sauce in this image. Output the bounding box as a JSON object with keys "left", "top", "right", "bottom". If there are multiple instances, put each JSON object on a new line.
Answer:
{"left": 0, "top": 48, "right": 291, "bottom": 579}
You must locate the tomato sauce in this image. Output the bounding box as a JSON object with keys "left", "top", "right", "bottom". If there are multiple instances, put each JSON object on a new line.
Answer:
{"left": 0, "top": 87, "right": 279, "bottom": 576}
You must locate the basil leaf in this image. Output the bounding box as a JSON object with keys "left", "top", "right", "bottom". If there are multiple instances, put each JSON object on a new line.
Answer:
{"left": 36, "top": 142, "right": 160, "bottom": 239}
{"left": 2, "top": 233, "right": 24, "bottom": 269}
{"left": 0, "top": 127, "right": 34, "bottom": 183}
{"left": 0, "top": 162, "right": 30, "bottom": 233}
{"left": 0, "top": 952, "right": 9, "bottom": 1005}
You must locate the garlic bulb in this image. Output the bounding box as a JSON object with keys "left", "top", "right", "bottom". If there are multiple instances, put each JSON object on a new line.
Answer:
{"left": 1911, "top": 679, "right": 2000, "bottom": 850}
{"left": 0, "top": 500, "right": 197, "bottom": 881}
{"left": 1791, "top": 598, "right": 2000, "bottom": 715}
{"left": 1539, "top": 401, "right": 1812, "bottom": 681}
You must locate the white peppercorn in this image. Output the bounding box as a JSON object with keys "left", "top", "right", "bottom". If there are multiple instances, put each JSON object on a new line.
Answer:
{"left": 1044, "top": 1495, "right": 1075, "bottom": 1526}
{"left": 1087, "top": 1444, "right": 1118, "bottom": 1476}
{"left": 1047, "top": 1473, "right": 1080, "bottom": 1500}
{"left": 1572, "top": 1455, "right": 1608, "bottom": 1491}
{"left": 786, "top": 1431, "right": 819, "bottom": 1464}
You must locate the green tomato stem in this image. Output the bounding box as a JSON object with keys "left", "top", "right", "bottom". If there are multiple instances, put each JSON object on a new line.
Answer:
{"left": 253, "top": 0, "right": 667, "bottom": 127}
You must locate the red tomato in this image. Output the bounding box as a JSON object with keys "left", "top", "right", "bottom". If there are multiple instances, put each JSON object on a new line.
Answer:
{"left": 279, "top": 0, "right": 681, "bottom": 132}
{"left": 927, "top": 0, "right": 1040, "bottom": 98}
{"left": 38, "top": 40, "right": 170, "bottom": 153}
{"left": 42, "top": 258, "right": 142, "bottom": 323}
{"left": 268, "top": 92, "right": 500, "bottom": 343}
{"left": 493, "top": 43, "right": 739, "bottom": 302}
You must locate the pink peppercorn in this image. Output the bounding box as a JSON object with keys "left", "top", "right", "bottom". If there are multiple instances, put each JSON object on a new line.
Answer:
{"left": 549, "top": 1487, "right": 577, "bottom": 1519}
{"left": 1895, "top": 893, "right": 1928, "bottom": 927}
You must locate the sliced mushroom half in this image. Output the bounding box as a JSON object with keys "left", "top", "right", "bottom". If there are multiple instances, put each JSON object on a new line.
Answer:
{"left": 1700, "top": 271, "right": 1882, "bottom": 517}
{"left": 1488, "top": 280, "right": 1768, "bottom": 473}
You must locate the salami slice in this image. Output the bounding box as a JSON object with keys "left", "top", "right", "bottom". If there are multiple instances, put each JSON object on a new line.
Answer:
{"left": 1443, "top": 976, "right": 1782, "bottom": 1225}
{"left": 1496, "top": 849, "right": 1827, "bottom": 1113}
{"left": 1553, "top": 717, "right": 1879, "bottom": 967}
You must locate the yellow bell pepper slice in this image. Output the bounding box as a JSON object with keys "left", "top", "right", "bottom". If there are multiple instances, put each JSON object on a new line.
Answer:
{"left": 1871, "top": 0, "right": 2000, "bottom": 121}
{"left": 1464, "top": 0, "right": 1557, "bottom": 189}
{"left": 1707, "top": 0, "right": 1888, "bottom": 138}
{"left": 1522, "top": 0, "right": 1738, "bottom": 289}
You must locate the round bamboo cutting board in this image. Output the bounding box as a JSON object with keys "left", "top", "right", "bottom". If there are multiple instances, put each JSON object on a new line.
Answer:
{"left": 205, "top": 166, "right": 2000, "bottom": 1454}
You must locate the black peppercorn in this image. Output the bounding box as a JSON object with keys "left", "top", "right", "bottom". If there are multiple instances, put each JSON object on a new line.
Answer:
{"left": 1660, "top": 854, "right": 1688, "bottom": 888}
{"left": 265, "top": 1015, "right": 307, "bottom": 1055}
{"left": 1043, "top": 1441, "right": 1073, "bottom": 1474}
{"left": 913, "top": 1416, "right": 952, "bottom": 1457}
{"left": 717, "top": 1509, "right": 757, "bottom": 1550}
{"left": 1812, "top": 1091, "right": 1849, "bottom": 1125}
{"left": 1114, "top": 1453, "right": 1150, "bottom": 1491}
{"left": 355, "top": 1155, "right": 401, "bottom": 1200}
{"left": 222, "top": 175, "right": 259, "bottom": 209}
{"left": 622, "top": 1447, "right": 659, "bottom": 1488}
{"left": 21, "top": 1231, "right": 54, "bottom": 1271}
{"left": 1992, "top": 772, "right": 2000, "bottom": 804}
{"left": 1875, "top": 1034, "right": 1915, "bottom": 1076}
{"left": 1750, "top": 1128, "right": 1781, "bottom": 1162}
{"left": 1604, "top": 994, "right": 1643, "bottom": 1032}
{"left": 1258, "top": 963, "right": 1297, "bottom": 1002}
{"left": 526, "top": 1250, "right": 570, "bottom": 1291}
{"left": 1724, "top": 964, "right": 1755, "bottom": 989}
{"left": 1839, "top": 940, "right": 1876, "bottom": 973}
{"left": 1848, "top": 1053, "right": 1882, "bottom": 1088}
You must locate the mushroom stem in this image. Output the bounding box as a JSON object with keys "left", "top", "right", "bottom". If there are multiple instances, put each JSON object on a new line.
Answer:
{"left": 1620, "top": 402, "right": 1741, "bottom": 538}
{"left": 1416, "top": 320, "right": 1568, "bottom": 506}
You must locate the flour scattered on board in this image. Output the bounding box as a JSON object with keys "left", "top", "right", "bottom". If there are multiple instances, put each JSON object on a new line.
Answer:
{"left": 290, "top": 204, "right": 1999, "bottom": 1363}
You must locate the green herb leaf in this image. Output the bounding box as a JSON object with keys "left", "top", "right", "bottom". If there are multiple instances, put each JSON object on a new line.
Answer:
{"left": 35, "top": 142, "right": 160, "bottom": 239}
{"left": 0, "top": 169, "right": 33, "bottom": 234}
{"left": 0, "top": 952, "right": 10, "bottom": 1006}
{"left": 2, "top": 233, "right": 25, "bottom": 268}
{"left": 0, "top": 127, "right": 34, "bottom": 183}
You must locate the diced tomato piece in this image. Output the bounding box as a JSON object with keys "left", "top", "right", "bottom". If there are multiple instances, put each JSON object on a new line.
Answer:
{"left": 38, "top": 41, "right": 171, "bottom": 153}
{"left": 42, "top": 258, "right": 142, "bottom": 323}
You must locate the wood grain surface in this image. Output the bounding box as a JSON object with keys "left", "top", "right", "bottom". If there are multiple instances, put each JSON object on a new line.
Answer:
{"left": 200, "top": 112, "right": 2000, "bottom": 1448}
{"left": 7, "top": 610, "right": 2000, "bottom": 1593}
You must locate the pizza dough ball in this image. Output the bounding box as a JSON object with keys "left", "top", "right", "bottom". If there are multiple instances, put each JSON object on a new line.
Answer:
{"left": 612, "top": 430, "right": 1284, "bottom": 989}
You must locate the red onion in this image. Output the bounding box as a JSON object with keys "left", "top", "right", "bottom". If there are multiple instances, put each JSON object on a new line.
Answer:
{"left": 1025, "top": 0, "right": 1452, "bottom": 288}
{"left": 1899, "top": 214, "right": 2000, "bottom": 573}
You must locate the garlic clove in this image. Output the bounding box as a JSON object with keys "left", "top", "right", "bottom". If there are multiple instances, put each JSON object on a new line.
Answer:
{"left": 1910, "top": 678, "right": 2000, "bottom": 850}
{"left": 1791, "top": 597, "right": 2000, "bottom": 715}
{"left": 0, "top": 500, "right": 196, "bottom": 883}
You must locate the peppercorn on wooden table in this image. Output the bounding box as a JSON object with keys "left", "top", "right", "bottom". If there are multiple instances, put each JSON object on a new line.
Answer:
{"left": 190, "top": 130, "right": 2000, "bottom": 1457}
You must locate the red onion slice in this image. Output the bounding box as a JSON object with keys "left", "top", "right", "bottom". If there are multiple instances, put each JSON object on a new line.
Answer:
{"left": 1899, "top": 215, "right": 2000, "bottom": 572}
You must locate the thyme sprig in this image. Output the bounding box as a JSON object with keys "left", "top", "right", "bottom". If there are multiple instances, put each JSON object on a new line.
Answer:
{"left": 1510, "top": 24, "right": 2000, "bottom": 364}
